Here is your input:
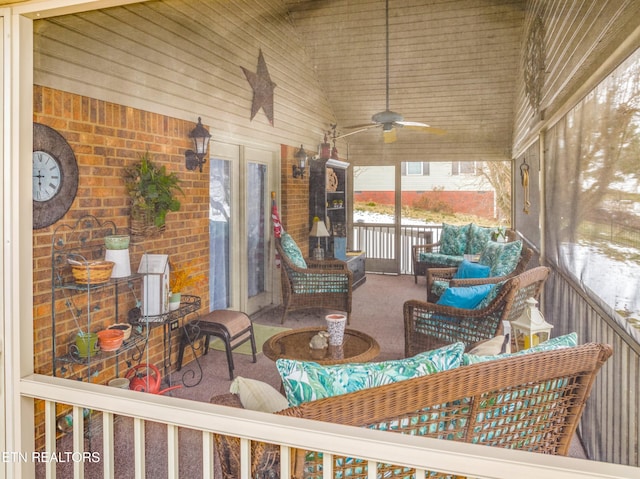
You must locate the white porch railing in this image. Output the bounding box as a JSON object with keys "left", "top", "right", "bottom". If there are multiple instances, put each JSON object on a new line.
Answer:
{"left": 20, "top": 374, "right": 638, "bottom": 479}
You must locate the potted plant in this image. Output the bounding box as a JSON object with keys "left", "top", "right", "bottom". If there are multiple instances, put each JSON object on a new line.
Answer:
{"left": 169, "top": 260, "right": 205, "bottom": 310}
{"left": 124, "top": 152, "right": 183, "bottom": 239}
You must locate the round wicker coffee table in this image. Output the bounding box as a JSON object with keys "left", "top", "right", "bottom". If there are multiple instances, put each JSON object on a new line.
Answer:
{"left": 263, "top": 327, "right": 380, "bottom": 364}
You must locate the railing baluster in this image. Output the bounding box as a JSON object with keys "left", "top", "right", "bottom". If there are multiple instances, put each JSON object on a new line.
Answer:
{"left": 280, "top": 445, "right": 291, "bottom": 478}
{"left": 240, "top": 438, "right": 251, "bottom": 478}
{"left": 44, "top": 400, "right": 56, "bottom": 479}
{"left": 167, "top": 424, "right": 179, "bottom": 477}
{"left": 102, "top": 411, "right": 114, "bottom": 479}
{"left": 202, "top": 432, "right": 214, "bottom": 479}
{"left": 73, "top": 406, "right": 84, "bottom": 479}
{"left": 323, "top": 452, "right": 333, "bottom": 478}
{"left": 133, "top": 417, "right": 145, "bottom": 478}
{"left": 368, "top": 460, "right": 377, "bottom": 479}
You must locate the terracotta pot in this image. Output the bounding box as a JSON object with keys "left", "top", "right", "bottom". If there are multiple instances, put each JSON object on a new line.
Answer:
{"left": 97, "top": 329, "right": 124, "bottom": 351}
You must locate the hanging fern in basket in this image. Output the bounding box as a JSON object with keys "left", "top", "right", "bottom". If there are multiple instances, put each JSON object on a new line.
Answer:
{"left": 124, "top": 152, "right": 184, "bottom": 230}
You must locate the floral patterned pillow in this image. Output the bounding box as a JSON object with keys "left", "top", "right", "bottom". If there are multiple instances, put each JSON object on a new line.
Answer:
{"left": 478, "top": 240, "right": 522, "bottom": 276}
{"left": 439, "top": 223, "right": 470, "bottom": 256}
{"left": 280, "top": 231, "right": 307, "bottom": 269}
{"left": 276, "top": 342, "right": 465, "bottom": 406}
{"left": 467, "top": 224, "right": 493, "bottom": 254}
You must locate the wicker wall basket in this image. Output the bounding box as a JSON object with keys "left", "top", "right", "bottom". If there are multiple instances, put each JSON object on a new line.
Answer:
{"left": 130, "top": 208, "right": 165, "bottom": 242}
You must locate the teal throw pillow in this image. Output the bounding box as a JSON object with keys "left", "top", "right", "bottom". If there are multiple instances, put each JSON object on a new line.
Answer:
{"left": 466, "top": 224, "right": 493, "bottom": 254}
{"left": 280, "top": 232, "right": 307, "bottom": 269}
{"left": 276, "top": 342, "right": 465, "bottom": 406}
{"left": 439, "top": 223, "right": 470, "bottom": 256}
{"left": 478, "top": 240, "right": 523, "bottom": 276}
{"left": 436, "top": 284, "right": 494, "bottom": 309}
{"left": 453, "top": 259, "right": 491, "bottom": 279}
{"left": 462, "top": 332, "right": 578, "bottom": 365}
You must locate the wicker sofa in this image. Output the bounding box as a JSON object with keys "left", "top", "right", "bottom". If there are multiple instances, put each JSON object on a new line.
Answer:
{"left": 212, "top": 341, "right": 612, "bottom": 479}
{"left": 412, "top": 224, "right": 517, "bottom": 283}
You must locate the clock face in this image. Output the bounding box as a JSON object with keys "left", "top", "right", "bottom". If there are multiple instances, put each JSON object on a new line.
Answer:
{"left": 32, "top": 123, "right": 79, "bottom": 229}
{"left": 33, "top": 151, "right": 62, "bottom": 202}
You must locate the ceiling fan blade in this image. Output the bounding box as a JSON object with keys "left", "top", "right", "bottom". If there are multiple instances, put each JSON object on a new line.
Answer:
{"left": 336, "top": 124, "right": 380, "bottom": 139}
{"left": 397, "top": 121, "right": 447, "bottom": 135}
{"left": 383, "top": 128, "right": 397, "bottom": 143}
{"left": 343, "top": 123, "right": 379, "bottom": 130}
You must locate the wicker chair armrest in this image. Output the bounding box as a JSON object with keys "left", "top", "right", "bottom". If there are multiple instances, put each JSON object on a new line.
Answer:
{"left": 449, "top": 276, "right": 505, "bottom": 287}
{"left": 412, "top": 242, "right": 439, "bottom": 259}
{"left": 404, "top": 298, "right": 497, "bottom": 320}
{"left": 426, "top": 267, "right": 457, "bottom": 283}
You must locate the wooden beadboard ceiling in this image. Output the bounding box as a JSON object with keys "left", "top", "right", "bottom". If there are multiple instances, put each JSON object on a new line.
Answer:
{"left": 283, "top": 0, "right": 526, "bottom": 161}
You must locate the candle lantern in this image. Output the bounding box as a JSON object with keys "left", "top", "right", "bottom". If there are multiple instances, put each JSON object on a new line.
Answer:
{"left": 511, "top": 297, "right": 553, "bottom": 351}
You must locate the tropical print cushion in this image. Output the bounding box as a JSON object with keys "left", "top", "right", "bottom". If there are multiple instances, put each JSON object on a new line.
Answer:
{"left": 280, "top": 231, "right": 307, "bottom": 269}
{"left": 439, "top": 223, "right": 470, "bottom": 256}
{"left": 276, "top": 342, "right": 465, "bottom": 406}
{"left": 430, "top": 280, "right": 450, "bottom": 298}
{"left": 478, "top": 240, "right": 523, "bottom": 276}
{"left": 418, "top": 252, "right": 464, "bottom": 267}
{"left": 473, "top": 280, "right": 506, "bottom": 310}
{"left": 466, "top": 224, "right": 494, "bottom": 254}
{"left": 291, "top": 273, "right": 349, "bottom": 293}
{"left": 462, "top": 332, "right": 577, "bottom": 365}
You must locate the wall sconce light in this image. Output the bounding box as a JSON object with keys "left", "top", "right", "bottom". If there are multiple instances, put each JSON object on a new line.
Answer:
{"left": 185, "top": 117, "right": 212, "bottom": 172}
{"left": 292, "top": 145, "right": 307, "bottom": 179}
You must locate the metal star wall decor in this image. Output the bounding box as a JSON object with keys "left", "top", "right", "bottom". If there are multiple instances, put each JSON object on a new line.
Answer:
{"left": 241, "top": 49, "right": 276, "bottom": 126}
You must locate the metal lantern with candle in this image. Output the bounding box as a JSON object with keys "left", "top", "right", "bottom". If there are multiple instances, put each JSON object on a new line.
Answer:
{"left": 511, "top": 297, "right": 553, "bottom": 350}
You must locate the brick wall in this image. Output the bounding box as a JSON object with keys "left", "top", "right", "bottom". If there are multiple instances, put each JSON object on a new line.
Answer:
{"left": 280, "top": 144, "right": 310, "bottom": 252}
{"left": 33, "top": 86, "right": 210, "bottom": 443}
{"left": 354, "top": 190, "right": 496, "bottom": 219}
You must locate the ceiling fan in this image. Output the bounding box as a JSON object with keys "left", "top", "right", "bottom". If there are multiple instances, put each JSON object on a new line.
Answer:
{"left": 340, "top": 0, "right": 446, "bottom": 143}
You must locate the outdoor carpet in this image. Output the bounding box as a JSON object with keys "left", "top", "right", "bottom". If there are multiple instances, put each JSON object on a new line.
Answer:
{"left": 209, "top": 322, "right": 290, "bottom": 355}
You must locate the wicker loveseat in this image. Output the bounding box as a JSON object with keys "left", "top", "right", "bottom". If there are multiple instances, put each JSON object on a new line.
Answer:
{"left": 212, "top": 341, "right": 612, "bottom": 479}
{"left": 412, "top": 223, "right": 517, "bottom": 283}
{"left": 276, "top": 234, "right": 353, "bottom": 324}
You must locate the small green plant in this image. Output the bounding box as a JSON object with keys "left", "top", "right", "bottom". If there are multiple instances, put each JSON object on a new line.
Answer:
{"left": 124, "top": 152, "right": 183, "bottom": 227}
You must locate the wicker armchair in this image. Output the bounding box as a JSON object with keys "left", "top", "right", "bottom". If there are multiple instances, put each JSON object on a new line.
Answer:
{"left": 426, "top": 246, "right": 533, "bottom": 302}
{"left": 276, "top": 238, "right": 353, "bottom": 324}
{"left": 405, "top": 266, "right": 550, "bottom": 356}
{"left": 212, "top": 341, "right": 612, "bottom": 479}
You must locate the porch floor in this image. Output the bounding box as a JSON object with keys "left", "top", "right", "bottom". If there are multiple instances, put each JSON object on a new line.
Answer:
{"left": 170, "top": 273, "right": 587, "bottom": 458}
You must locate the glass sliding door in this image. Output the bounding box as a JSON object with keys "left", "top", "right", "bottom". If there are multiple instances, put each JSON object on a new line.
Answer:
{"left": 244, "top": 147, "right": 273, "bottom": 313}
{"left": 209, "top": 158, "right": 232, "bottom": 310}
{"left": 209, "top": 143, "right": 275, "bottom": 314}
{"left": 246, "top": 162, "right": 267, "bottom": 299}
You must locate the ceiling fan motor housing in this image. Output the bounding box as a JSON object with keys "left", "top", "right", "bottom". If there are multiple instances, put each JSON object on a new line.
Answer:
{"left": 372, "top": 109, "right": 404, "bottom": 125}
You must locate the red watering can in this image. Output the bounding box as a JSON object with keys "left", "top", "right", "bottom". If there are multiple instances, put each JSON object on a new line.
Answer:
{"left": 125, "top": 364, "right": 182, "bottom": 395}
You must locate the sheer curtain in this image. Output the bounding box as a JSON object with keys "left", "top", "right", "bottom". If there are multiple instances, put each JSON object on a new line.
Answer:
{"left": 544, "top": 47, "right": 640, "bottom": 340}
